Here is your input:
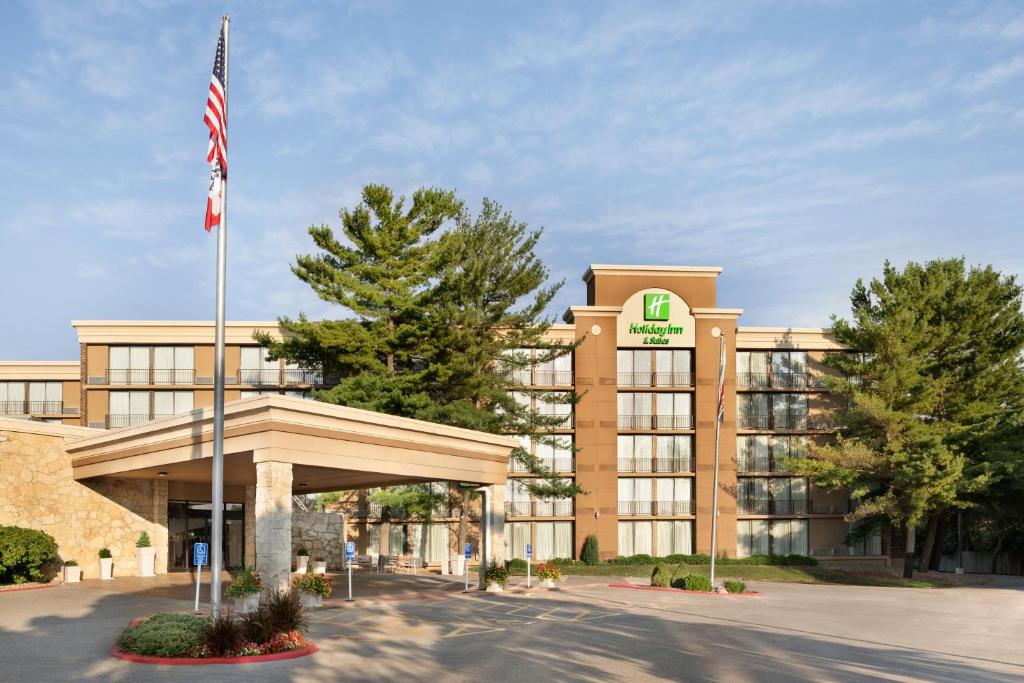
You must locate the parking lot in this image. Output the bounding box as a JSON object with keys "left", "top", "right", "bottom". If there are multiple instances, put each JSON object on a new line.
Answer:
{"left": 1, "top": 572, "right": 1022, "bottom": 682}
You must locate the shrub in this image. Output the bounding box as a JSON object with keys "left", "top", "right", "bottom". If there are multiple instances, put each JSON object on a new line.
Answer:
{"left": 64, "top": 559, "right": 78, "bottom": 567}
{"left": 506, "top": 558, "right": 528, "bottom": 572}
{"left": 225, "top": 566, "right": 262, "bottom": 598}
{"left": 296, "top": 549, "right": 309, "bottom": 557}
{"left": 0, "top": 526, "right": 58, "bottom": 584}
{"left": 484, "top": 563, "right": 508, "bottom": 588}
{"left": 136, "top": 532, "right": 151, "bottom": 548}
{"left": 293, "top": 572, "right": 332, "bottom": 598}
{"left": 265, "top": 590, "right": 309, "bottom": 635}
{"left": 203, "top": 614, "right": 242, "bottom": 657}
{"left": 662, "top": 554, "right": 711, "bottom": 565}
{"left": 609, "top": 553, "right": 655, "bottom": 566}
{"left": 549, "top": 557, "right": 578, "bottom": 566}
{"left": 650, "top": 564, "right": 671, "bottom": 588}
{"left": 724, "top": 580, "right": 746, "bottom": 594}
{"left": 536, "top": 563, "right": 562, "bottom": 582}
{"left": 118, "top": 613, "right": 207, "bottom": 658}
{"left": 784, "top": 554, "right": 818, "bottom": 566}
{"left": 581, "top": 535, "right": 600, "bottom": 566}
{"left": 669, "top": 564, "right": 689, "bottom": 589}
{"left": 683, "top": 575, "right": 714, "bottom": 592}
{"left": 240, "top": 604, "right": 277, "bottom": 645}
{"left": 98, "top": 548, "right": 112, "bottom": 559}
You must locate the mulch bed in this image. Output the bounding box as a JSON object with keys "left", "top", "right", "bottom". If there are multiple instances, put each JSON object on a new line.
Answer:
{"left": 111, "top": 643, "right": 318, "bottom": 665}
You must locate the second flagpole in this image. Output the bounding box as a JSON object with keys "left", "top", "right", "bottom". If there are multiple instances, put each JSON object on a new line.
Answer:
{"left": 210, "top": 12, "right": 230, "bottom": 619}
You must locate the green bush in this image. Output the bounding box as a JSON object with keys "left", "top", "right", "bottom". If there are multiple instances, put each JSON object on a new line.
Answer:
{"left": 0, "top": 526, "right": 58, "bottom": 584}
{"left": 136, "top": 532, "right": 151, "bottom": 548}
{"left": 505, "top": 558, "right": 528, "bottom": 571}
{"left": 549, "top": 557, "right": 578, "bottom": 566}
{"left": 484, "top": 563, "right": 508, "bottom": 588}
{"left": 724, "top": 580, "right": 746, "bottom": 594}
{"left": 669, "top": 564, "right": 689, "bottom": 588}
{"left": 609, "top": 553, "right": 655, "bottom": 566}
{"left": 662, "top": 554, "right": 711, "bottom": 565}
{"left": 683, "top": 575, "right": 714, "bottom": 592}
{"left": 581, "top": 535, "right": 600, "bottom": 566}
{"left": 98, "top": 548, "right": 112, "bottom": 559}
{"left": 784, "top": 554, "right": 818, "bottom": 566}
{"left": 650, "top": 564, "right": 671, "bottom": 588}
{"left": 118, "top": 613, "right": 208, "bottom": 658}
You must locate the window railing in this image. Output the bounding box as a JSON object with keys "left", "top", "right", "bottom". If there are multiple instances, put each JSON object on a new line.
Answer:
{"left": 532, "top": 370, "right": 574, "bottom": 387}
{"left": 152, "top": 369, "right": 196, "bottom": 385}
{"left": 238, "top": 368, "right": 281, "bottom": 385}
{"left": 618, "top": 415, "right": 694, "bottom": 430}
{"left": 736, "top": 372, "right": 771, "bottom": 388}
{"left": 505, "top": 500, "right": 574, "bottom": 517}
{"left": 618, "top": 500, "right": 694, "bottom": 516}
{"left": 617, "top": 458, "right": 654, "bottom": 473}
{"left": 737, "top": 498, "right": 809, "bottom": 515}
{"left": 737, "top": 498, "right": 771, "bottom": 515}
{"left": 106, "top": 413, "right": 154, "bottom": 428}
{"left": 736, "top": 456, "right": 772, "bottom": 472}
{"left": 618, "top": 500, "right": 653, "bottom": 516}
{"left": 737, "top": 372, "right": 829, "bottom": 389}
{"left": 540, "top": 413, "right": 574, "bottom": 429}
{"left": 0, "top": 400, "right": 64, "bottom": 415}
{"left": 509, "top": 457, "right": 575, "bottom": 473}
{"left": 109, "top": 368, "right": 198, "bottom": 385}
{"left": 283, "top": 368, "right": 324, "bottom": 386}
{"left": 617, "top": 457, "right": 693, "bottom": 473}
{"left": 617, "top": 372, "right": 694, "bottom": 388}
{"left": 739, "top": 414, "right": 833, "bottom": 431}
{"left": 655, "top": 500, "right": 694, "bottom": 515}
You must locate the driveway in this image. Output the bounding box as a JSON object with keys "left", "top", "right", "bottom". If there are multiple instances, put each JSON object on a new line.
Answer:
{"left": 1, "top": 572, "right": 1021, "bottom": 682}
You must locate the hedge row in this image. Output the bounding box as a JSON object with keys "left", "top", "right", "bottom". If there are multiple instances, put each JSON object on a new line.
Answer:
{"left": 544, "top": 553, "right": 817, "bottom": 567}
{"left": 0, "top": 526, "right": 58, "bottom": 585}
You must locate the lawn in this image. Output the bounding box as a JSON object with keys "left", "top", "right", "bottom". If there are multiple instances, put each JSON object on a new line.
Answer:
{"left": 508, "top": 563, "right": 942, "bottom": 588}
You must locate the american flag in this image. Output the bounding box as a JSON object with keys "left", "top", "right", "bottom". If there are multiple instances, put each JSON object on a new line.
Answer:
{"left": 204, "top": 23, "right": 227, "bottom": 231}
{"left": 716, "top": 337, "right": 726, "bottom": 423}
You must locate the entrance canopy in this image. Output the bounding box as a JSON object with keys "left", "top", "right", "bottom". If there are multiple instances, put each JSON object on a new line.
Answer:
{"left": 68, "top": 395, "right": 514, "bottom": 491}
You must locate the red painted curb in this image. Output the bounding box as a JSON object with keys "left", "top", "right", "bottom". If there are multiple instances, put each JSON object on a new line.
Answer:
{"left": 0, "top": 583, "right": 60, "bottom": 593}
{"left": 111, "top": 643, "right": 318, "bottom": 665}
{"left": 608, "top": 583, "right": 762, "bottom": 597}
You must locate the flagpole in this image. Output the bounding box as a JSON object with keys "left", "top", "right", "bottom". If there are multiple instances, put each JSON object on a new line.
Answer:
{"left": 709, "top": 327, "right": 725, "bottom": 588}
{"left": 210, "top": 12, "right": 230, "bottom": 619}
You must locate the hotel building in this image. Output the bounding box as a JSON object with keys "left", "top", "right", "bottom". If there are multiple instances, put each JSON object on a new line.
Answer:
{"left": 0, "top": 264, "right": 888, "bottom": 576}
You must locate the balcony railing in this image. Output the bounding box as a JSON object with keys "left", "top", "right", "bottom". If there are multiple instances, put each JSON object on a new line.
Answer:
{"left": 505, "top": 500, "right": 574, "bottom": 517}
{"left": 617, "top": 457, "right": 694, "bottom": 473}
{"left": 737, "top": 373, "right": 829, "bottom": 389}
{"left": 505, "top": 368, "right": 574, "bottom": 387}
{"left": 509, "top": 458, "right": 575, "bottom": 473}
{"left": 737, "top": 498, "right": 809, "bottom": 515}
{"left": 238, "top": 368, "right": 325, "bottom": 386}
{"left": 618, "top": 415, "right": 694, "bottom": 430}
{"left": 617, "top": 500, "right": 694, "bottom": 516}
{"left": 0, "top": 400, "right": 64, "bottom": 415}
{"left": 617, "top": 372, "right": 694, "bottom": 388}
{"left": 106, "top": 413, "right": 153, "bottom": 428}
{"left": 739, "top": 414, "right": 833, "bottom": 431}
{"left": 540, "top": 413, "right": 574, "bottom": 429}
{"left": 654, "top": 500, "right": 695, "bottom": 515}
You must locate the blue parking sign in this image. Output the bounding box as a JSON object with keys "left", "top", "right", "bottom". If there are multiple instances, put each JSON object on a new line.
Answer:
{"left": 464, "top": 543, "right": 472, "bottom": 559}
{"left": 526, "top": 543, "right": 532, "bottom": 558}
{"left": 345, "top": 541, "right": 355, "bottom": 561}
{"left": 193, "top": 542, "right": 208, "bottom": 567}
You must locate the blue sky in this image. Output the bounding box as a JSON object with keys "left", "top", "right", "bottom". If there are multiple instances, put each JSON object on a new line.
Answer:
{"left": 1, "top": 1, "right": 1022, "bottom": 359}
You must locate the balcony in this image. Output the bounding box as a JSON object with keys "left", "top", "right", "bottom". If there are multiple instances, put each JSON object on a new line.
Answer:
{"left": 617, "top": 457, "right": 694, "bottom": 473}
{"left": 106, "top": 368, "right": 197, "bottom": 385}
{"left": 509, "top": 457, "right": 575, "bottom": 473}
{"left": 617, "top": 500, "right": 694, "bottom": 516}
{"left": 106, "top": 413, "right": 153, "bottom": 428}
{"left": 654, "top": 500, "right": 694, "bottom": 515}
{"left": 739, "top": 414, "right": 832, "bottom": 431}
{"left": 540, "top": 413, "right": 574, "bottom": 429}
{"left": 618, "top": 415, "right": 694, "bottom": 430}
{"left": 617, "top": 372, "right": 694, "bottom": 388}
{"left": 238, "top": 368, "right": 324, "bottom": 386}
{"left": 737, "top": 498, "right": 809, "bottom": 515}
{"left": 737, "top": 373, "right": 829, "bottom": 389}
{"left": 505, "top": 500, "right": 574, "bottom": 517}
{"left": 505, "top": 368, "right": 574, "bottom": 387}
{"left": 0, "top": 400, "right": 64, "bottom": 415}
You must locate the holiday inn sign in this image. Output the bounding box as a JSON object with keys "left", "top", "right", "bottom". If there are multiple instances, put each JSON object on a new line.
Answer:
{"left": 618, "top": 289, "right": 696, "bottom": 347}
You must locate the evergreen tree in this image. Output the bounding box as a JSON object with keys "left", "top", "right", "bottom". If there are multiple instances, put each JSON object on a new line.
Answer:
{"left": 789, "top": 258, "right": 1024, "bottom": 577}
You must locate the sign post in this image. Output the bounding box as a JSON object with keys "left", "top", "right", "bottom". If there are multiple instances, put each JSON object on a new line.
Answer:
{"left": 193, "top": 542, "right": 208, "bottom": 613}
{"left": 345, "top": 541, "right": 355, "bottom": 602}
{"left": 463, "top": 543, "right": 472, "bottom": 593}
{"left": 526, "top": 543, "right": 532, "bottom": 589}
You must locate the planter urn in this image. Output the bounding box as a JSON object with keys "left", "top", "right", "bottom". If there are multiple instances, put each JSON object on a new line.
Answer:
{"left": 311, "top": 560, "right": 327, "bottom": 575}
{"left": 299, "top": 592, "right": 323, "bottom": 609}
{"left": 233, "top": 594, "right": 261, "bottom": 614}
{"left": 485, "top": 582, "right": 504, "bottom": 593}
{"left": 99, "top": 557, "right": 114, "bottom": 580}
{"left": 64, "top": 566, "right": 82, "bottom": 583}
{"left": 542, "top": 579, "right": 557, "bottom": 589}
{"left": 294, "top": 556, "right": 309, "bottom": 574}
{"left": 136, "top": 547, "right": 157, "bottom": 577}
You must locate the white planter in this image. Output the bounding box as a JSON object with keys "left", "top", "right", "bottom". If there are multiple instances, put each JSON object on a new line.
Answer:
{"left": 99, "top": 557, "right": 113, "bottom": 580}
{"left": 450, "top": 555, "right": 465, "bottom": 575}
{"left": 64, "top": 566, "right": 82, "bottom": 583}
{"left": 136, "top": 547, "right": 156, "bottom": 577}
{"left": 311, "top": 561, "right": 327, "bottom": 575}
{"left": 294, "top": 555, "right": 309, "bottom": 574}
{"left": 232, "top": 594, "right": 261, "bottom": 614}
{"left": 485, "top": 582, "right": 504, "bottom": 593}
{"left": 542, "top": 579, "right": 557, "bottom": 589}
{"left": 299, "top": 592, "right": 323, "bottom": 609}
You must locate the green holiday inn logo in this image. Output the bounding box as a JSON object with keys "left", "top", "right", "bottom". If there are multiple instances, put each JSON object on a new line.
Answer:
{"left": 644, "top": 293, "right": 670, "bottom": 321}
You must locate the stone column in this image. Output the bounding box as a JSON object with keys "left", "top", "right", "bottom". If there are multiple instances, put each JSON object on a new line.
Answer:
{"left": 478, "top": 484, "right": 505, "bottom": 588}
{"left": 244, "top": 485, "right": 256, "bottom": 568}
{"left": 255, "top": 461, "right": 292, "bottom": 594}
{"left": 152, "top": 479, "right": 169, "bottom": 574}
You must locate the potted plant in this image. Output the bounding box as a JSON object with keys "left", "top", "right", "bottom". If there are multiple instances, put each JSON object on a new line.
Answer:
{"left": 135, "top": 531, "right": 156, "bottom": 577}
{"left": 226, "top": 566, "right": 262, "bottom": 613}
{"left": 63, "top": 559, "right": 82, "bottom": 583}
{"left": 483, "top": 563, "right": 508, "bottom": 592}
{"left": 98, "top": 548, "right": 113, "bottom": 580}
{"left": 294, "top": 548, "right": 309, "bottom": 574}
{"left": 293, "top": 572, "right": 332, "bottom": 609}
{"left": 310, "top": 555, "right": 327, "bottom": 575}
{"left": 536, "top": 562, "right": 562, "bottom": 589}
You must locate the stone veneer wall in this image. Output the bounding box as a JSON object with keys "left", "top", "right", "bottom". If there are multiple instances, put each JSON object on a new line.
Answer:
{"left": 291, "top": 509, "right": 348, "bottom": 569}
{"left": 0, "top": 428, "right": 167, "bottom": 579}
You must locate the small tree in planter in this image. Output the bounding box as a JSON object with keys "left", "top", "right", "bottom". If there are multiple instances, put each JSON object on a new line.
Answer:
{"left": 98, "top": 548, "right": 113, "bottom": 580}
{"left": 226, "top": 567, "right": 262, "bottom": 613}
{"left": 483, "top": 563, "right": 508, "bottom": 592}
{"left": 135, "top": 532, "right": 156, "bottom": 577}
{"left": 581, "top": 535, "right": 599, "bottom": 566}
{"left": 535, "top": 563, "right": 561, "bottom": 588}
{"left": 294, "top": 548, "right": 309, "bottom": 574}
{"left": 293, "top": 573, "right": 332, "bottom": 608}
{"left": 310, "top": 555, "right": 327, "bottom": 575}
{"left": 63, "top": 560, "right": 82, "bottom": 583}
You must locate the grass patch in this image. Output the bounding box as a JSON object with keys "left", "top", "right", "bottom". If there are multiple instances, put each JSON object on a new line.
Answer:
{"left": 508, "top": 563, "right": 942, "bottom": 588}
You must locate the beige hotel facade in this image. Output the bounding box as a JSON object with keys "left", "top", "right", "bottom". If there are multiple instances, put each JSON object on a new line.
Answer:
{"left": 0, "top": 264, "right": 890, "bottom": 577}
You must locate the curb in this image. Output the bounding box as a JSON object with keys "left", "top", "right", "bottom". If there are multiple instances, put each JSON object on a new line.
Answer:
{"left": 0, "top": 583, "right": 60, "bottom": 594}
{"left": 608, "top": 583, "right": 762, "bottom": 597}
{"left": 111, "top": 643, "right": 318, "bottom": 665}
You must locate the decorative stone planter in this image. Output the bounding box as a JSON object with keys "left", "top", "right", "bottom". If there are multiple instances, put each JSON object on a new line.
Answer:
{"left": 450, "top": 555, "right": 465, "bottom": 575}
{"left": 232, "top": 594, "right": 261, "bottom": 614}
{"left": 485, "top": 583, "right": 504, "bottom": 593}
{"left": 294, "top": 555, "right": 309, "bottom": 574}
{"left": 99, "top": 557, "right": 114, "bottom": 580}
{"left": 299, "top": 592, "right": 323, "bottom": 609}
{"left": 136, "top": 547, "right": 156, "bottom": 577}
{"left": 64, "top": 566, "right": 82, "bottom": 583}
{"left": 310, "top": 561, "right": 326, "bottom": 575}
{"left": 542, "top": 579, "right": 557, "bottom": 589}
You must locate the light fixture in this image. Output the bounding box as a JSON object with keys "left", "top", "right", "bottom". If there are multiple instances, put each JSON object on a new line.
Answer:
{"left": 298, "top": 483, "right": 308, "bottom": 488}
{"left": 157, "top": 471, "right": 168, "bottom": 477}
{"left": 711, "top": 326, "right": 722, "bottom": 338}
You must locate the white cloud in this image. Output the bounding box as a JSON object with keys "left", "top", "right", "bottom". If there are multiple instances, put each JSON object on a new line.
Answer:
{"left": 962, "top": 55, "right": 1024, "bottom": 93}
{"left": 77, "top": 263, "right": 109, "bottom": 279}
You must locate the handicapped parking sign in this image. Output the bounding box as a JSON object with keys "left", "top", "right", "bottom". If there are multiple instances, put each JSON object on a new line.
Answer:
{"left": 465, "top": 543, "right": 472, "bottom": 559}
{"left": 345, "top": 541, "right": 355, "bottom": 561}
{"left": 526, "top": 543, "right": 532, "bottom": 558}
{"left": 193, "top": 542, "right": 208, "bottom": 567}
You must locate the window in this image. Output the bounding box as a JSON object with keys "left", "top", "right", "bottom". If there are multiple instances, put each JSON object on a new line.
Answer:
{"left": 535, "top": 436, "right": 574, "bottom": 471}
{"left": 109, "top": 346, "right": 150, "bottom": 384}
{"left": 153, "top": 347, "right": 194, "bottom": 384}
{"left": 653, "top": 350, "right": 692, "bottom": 386}
{"left": 388, "top": 524, "right": 406, "bottom": 555}
{"left": 240, "top": 347, "right": 278, "bottom": 384}
{"left": 655, "top": 478, "right": 692, "bottom": 515}
{"left": 654, "top": 393, "right": 692, "bottom": 429}
{"left": 846, "top": 525, "right": 883, "bottom": 555}
{"left": 618, "top": 521, "right": 652, "bottom": 556}
{"left": 617, "top": 435, "right": 653, "bottom": 472}
{"left": 737, "top": 435, "right": 770, "bottom": 471}
{"left": 27, "top": 382, "right": 61, "bottom": 413}
{"left": 409, "top": 523, "right": 450, "bottom": 563}
{"left": 535, "top": 351, "right": 572, "bottom": 386}
{"left": 737, "top": 478, "right": 770, "bottom": 514}
{"left": 153, "top": 391, "right": 193, "bottom": 418}
{"left": 773, "top": 394, "right": 807, "bottom": 430}
{"left": 506, "top": 522, "right": 531, "bottom": 560}
{"left": 769, "top": 435, "right": 808, "bottom": 471}
{"left": 739, "top": 393, "right": 770, "bottom": 429}
{"left": 108, "top": 391, "right": 150, "bottom": 426}
{"left": 505, "top": 479, "right": 532, "bottom": 517}
{"left": 737, "top": 520, "right": 769, "bottom": 557}
{"left": 618, "top": 478, "right": 653, "bottom": 515}
{"left": 772, "top": 478, "right": 808, "bottom": 514}
{"left": 500, "top": 348, "right": 532, "bottom": 385}
{"left": 771, "top": 519, "right": 809, "bottom": 555}
{"left": 618, "top": 392, "right": 653, "bottom": 428}
{"left": 536, "top": 392, "right": 572, "bottom": 428}
{"left": 368, "top": 525, "right": 381, "bottom": 556}
{"left": 771, "top": 351, "right": 807, "bottom": 388}
{"left": 618, "top": 349, "right": 691, "bottom": 387}
{"left": 617, "top": 350, "right": 652, "bottom": 386}
{"left": 0, "top": 382, "right": 26, "bottom": 414}
{"left": 737, "top": 352, "right": 770, "bottom": 387}
{"left": 656, "top": 520, "right": 693, "bottom": 555}
{"left": 535, "top": 522, "right": 572, "bottom": 560}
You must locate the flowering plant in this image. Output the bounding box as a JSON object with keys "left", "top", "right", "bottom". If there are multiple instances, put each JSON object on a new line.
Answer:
{"left": 483, "top": 564, "right": 508, "bottom": 588}
{"left": 293, "top": 572, "right": 333, "bottom": 597}
{"left": 536, "top": 563, "right": 562, "bottom": 582}
{"left": 229, "top": 630, "right": 307, "bottom": 657}
{"left": 225, "top": 566, "right": 262, "bottom": 598}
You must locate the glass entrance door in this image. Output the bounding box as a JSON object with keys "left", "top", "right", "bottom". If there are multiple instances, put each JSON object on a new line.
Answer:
{"left": 168, "top": 501, "right": 245, "bottom": 571}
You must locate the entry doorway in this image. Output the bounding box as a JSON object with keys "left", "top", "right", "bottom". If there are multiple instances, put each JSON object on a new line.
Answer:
{"left": 168, "top": 500, "right": 245, "bottom": 571}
